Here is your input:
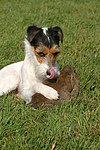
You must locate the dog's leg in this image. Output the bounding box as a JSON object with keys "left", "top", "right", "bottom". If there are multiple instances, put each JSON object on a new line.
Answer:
{"left": 0, "top": 67, "right": 20, "bottom": 96}
{"left": 34, "top": 83, "right": 59, "bottom": 100}
{"left": 20, "top": 83, "right": 59, "bottom": 104}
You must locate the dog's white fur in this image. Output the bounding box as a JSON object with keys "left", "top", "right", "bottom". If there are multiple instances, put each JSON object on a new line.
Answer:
{"left": 42, "top": 27, "right": 50, "bottom": 42}
{"left": 0, "top": 38, "right": 60, "bottom": 104}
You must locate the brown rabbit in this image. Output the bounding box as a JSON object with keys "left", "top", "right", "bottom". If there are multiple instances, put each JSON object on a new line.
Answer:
{"left": 31, "top": 66, "right": 79, "bottom": 108}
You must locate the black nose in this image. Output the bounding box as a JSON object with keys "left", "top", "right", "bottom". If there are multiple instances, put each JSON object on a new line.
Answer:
{"left": 46, "top": 70, "right": 51, "bottom": 75}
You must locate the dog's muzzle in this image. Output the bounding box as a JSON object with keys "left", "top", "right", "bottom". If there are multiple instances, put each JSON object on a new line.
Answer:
{"left": 46, "top": 68, "right": 55, "bottom": 79}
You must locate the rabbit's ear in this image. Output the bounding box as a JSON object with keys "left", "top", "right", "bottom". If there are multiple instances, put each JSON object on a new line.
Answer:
{"left": 52, "top": 26, "right": 63, "bottom": 43}
{"left": 27, "top": 25, "right": 42, "bottom": 42}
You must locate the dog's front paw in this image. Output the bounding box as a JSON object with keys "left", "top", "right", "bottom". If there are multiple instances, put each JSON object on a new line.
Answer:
{"left": 45, "top": 88, "right": 59, "bottom": 100}
{"left": 34, "top": 83, "right": 59, "bottom": 100}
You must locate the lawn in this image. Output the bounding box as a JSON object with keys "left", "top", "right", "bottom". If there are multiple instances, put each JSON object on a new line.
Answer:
{"left": 0, "top": 0, "right": 100, "bottom": 149}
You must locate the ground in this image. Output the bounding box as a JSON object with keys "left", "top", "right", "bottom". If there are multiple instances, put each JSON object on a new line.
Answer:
{"left": 0, "top": 0, "right": 100, "bottom": 149}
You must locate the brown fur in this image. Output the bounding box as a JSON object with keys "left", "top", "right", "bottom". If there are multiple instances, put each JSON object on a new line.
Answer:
{"left": 32, "top": 45, "right": 60, "bottom": 64}
{"left": 31, "top": 66, "right": 79, "bottom": 108}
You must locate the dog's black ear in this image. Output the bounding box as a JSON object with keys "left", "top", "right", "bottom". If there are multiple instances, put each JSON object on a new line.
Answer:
{"left": 27, "top": 25, "right": 42, "bottom": 42}
{"left": 53, "top": 26, "right": 63, "bottom": 43}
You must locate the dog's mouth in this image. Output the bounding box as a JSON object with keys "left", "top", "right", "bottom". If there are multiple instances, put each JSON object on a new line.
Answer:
{"left": 46, "top": 68, "right": 55, "bottom": 79}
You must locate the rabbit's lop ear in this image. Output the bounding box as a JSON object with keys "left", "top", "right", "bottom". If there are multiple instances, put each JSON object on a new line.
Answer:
{"left": 53, "top": 26, "right": 63, "bottom": 43}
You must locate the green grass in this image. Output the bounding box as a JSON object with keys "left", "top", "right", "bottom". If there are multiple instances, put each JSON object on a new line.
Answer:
{"left": 0, "top": 0, "right": 100, "bottom": 149}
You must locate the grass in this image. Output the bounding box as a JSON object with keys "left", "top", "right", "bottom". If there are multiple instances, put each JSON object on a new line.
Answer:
{"left": 0, "top": 0, "right": 100, "bottom": 149}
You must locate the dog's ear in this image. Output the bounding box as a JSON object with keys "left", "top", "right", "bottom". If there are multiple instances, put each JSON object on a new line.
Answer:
{"left": 27, "top": 25, "right": 42, "bottom": 42}
{"left": 53, "top": 26, "right": 63, "bottom": 43}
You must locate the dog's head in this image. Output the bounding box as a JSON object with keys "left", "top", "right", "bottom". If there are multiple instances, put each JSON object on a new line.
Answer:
{"left": 26, "top": 25, "right": 63, "bottom": 80}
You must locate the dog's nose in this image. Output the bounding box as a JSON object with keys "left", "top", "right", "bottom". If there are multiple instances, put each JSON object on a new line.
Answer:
{"left": 46, "top": 70, "right": 51, "bottom": 75}
{"left": 46, "top": 68, "right": 55, "bottom": 79}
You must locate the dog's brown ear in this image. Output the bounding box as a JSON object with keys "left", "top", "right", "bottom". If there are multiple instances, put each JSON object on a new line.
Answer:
{"left": 53, "top": 26, "right": 63, "bottom": 43}
{"left": 27, "top": 25, "right": 42, "bottom": 42}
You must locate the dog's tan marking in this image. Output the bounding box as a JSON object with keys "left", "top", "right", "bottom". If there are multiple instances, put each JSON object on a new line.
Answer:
{"left": 49, "top": 45, "right": 60, "bottom": 66}
{"left": 32, "top": 45, "right": 60, "bottom": 65}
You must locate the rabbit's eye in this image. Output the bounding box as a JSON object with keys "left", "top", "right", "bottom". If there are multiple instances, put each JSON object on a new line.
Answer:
{"left": 73, "top": 70, "right": 76, "bottom": 73}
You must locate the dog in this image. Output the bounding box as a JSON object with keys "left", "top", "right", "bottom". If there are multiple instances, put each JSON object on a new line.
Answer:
{"left": 31, "top": 65, "right": 79, "bottom": 108}
{"left": 0, "top": 25, "right": 63, "bottom": 104}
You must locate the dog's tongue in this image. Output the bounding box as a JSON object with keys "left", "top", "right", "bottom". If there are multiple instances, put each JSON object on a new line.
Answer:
{"left": 46, "top": 68, "right": 55, "bottom": 79}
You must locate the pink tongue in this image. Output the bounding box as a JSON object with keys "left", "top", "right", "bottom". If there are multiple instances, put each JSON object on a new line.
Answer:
{"left": 47, "top": 68, "right": 55, "bottom": 79}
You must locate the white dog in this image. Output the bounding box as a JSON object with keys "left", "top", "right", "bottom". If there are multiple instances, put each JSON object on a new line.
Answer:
{"left": 0, "top": 25, "right": 63, "bottom": 104}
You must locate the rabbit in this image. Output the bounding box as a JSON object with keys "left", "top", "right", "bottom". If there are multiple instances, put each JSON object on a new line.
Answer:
{"left": 31, "top": 65, "right": 79, "bottom": 108}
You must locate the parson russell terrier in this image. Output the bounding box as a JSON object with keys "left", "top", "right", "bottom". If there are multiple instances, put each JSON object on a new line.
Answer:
{"left": 0, "top": 25, "right": 63, "bottom": 104}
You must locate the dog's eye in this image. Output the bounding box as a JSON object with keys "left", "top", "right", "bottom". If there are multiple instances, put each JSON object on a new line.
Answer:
{"left": 38, "top": 52, "right": 45, "bottom": 57}
{"left": 53, "top": 52, "right": 60, "bottom": 57}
